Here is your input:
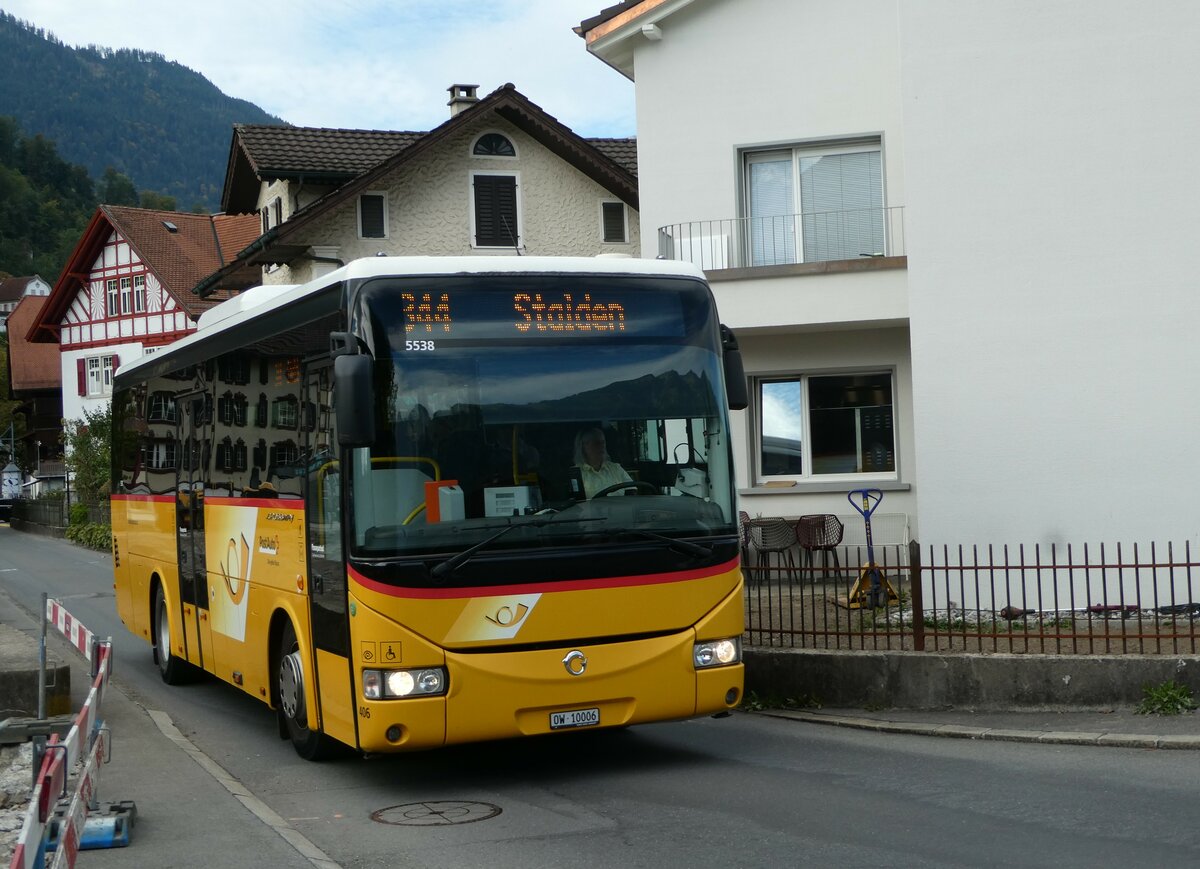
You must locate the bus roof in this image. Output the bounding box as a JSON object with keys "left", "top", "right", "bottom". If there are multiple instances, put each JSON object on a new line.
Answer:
{"left": 115, "top": 255, "right": 707, "bottom": 383}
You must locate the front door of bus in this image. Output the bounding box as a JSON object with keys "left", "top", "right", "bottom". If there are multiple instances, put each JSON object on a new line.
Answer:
{"left": 176, "top": 389, "right": 210, "bottom": 671}
{"left": 303, "top": 363, "right": 355, "bottom": 745}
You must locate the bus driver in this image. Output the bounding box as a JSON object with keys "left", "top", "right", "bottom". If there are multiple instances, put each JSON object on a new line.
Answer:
{"left": 574, "top": 427, "right": 633, "bottom": 498}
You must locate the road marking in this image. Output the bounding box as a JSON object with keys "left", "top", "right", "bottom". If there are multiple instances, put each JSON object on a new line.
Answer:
{"left": 146, "top": 709, "right": 343, "bottom": 869}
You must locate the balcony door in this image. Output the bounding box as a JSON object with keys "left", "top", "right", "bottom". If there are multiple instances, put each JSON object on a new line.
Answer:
{"left": 745, "top": 142, "right": 884, "bottom": 266}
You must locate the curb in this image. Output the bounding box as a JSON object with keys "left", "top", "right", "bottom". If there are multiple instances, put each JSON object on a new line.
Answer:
{"left": 756, "top": 709, "right": 1200, "bottom": 750}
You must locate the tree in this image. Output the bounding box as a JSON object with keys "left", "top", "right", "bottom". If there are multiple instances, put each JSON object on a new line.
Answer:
{"left": 98, "top": 166, "right": 138, "bottom": 206}
{"left": 62, "top": 403, "right": 111, "bottom": 502}
{"left": 139, "top": 190, "right": 177, "bottom": 211}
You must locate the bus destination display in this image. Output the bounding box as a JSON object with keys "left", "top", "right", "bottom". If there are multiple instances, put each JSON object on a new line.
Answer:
{"left": 398, "top": 287, "right": 686, "bottom": 341}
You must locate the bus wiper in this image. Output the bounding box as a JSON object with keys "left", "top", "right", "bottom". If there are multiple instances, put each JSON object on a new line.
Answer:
{"left": 619, "top": 529, "right": 712, "bottom": 558}
{"left": 430, "top": 516, "right": 607, "bottom": 581}
{"left": 431, "top": 525, "right": 516, "bottom": 580}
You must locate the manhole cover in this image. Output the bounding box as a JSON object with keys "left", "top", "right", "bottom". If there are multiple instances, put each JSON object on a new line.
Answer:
{"left": 371, "top": 801, "right": 502, "bottom": 827}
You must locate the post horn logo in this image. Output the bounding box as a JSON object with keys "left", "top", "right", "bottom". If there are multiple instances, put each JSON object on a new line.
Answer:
{"left": 220, "top": 533, "right": 250, "bottom": 605}
{"left": 484, "top": 603, "right": 530, "bottom": 628}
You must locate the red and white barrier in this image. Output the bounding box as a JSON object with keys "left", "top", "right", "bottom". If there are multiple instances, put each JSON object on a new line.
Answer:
{"left": 44, "top": 600, "right": 100, "bottom": 665}
{"left": 8, "top": 599, "right": 114, "bottom": 869}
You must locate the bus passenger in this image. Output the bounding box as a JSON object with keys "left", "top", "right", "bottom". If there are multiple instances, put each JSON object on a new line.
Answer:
{"left": 574, "top": 427, "right": 632, "bottom": 498}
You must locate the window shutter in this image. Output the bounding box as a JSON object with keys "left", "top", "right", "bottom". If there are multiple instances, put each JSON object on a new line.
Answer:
{"left": 473, "top": 175, "right": 518, "bottom": 247}
{"left": 76, "top": 359, "right": 86, "bottom": 396}
{"left": 359, "top": 194, "right": 386, "bottom": 239}
{"left": 602, "top": 202, "right": 626, "bottom": 243}
{"left": 111, "top": 354, "right": 120, "bottom": 372}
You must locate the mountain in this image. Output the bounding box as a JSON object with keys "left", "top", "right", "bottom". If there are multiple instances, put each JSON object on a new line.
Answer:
{"left": 0, "top": 11, "right": 285, "bottom": 211}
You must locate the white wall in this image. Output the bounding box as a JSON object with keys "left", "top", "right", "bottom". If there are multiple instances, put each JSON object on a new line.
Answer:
{"left": 732, "top": 326, "right": 916, "bottom": 524}
{"left": 618, "top": 0, "right": 913, "bottom": 527}
{"left": 631, "top": 0, "right": 905, "bottom": 257}
{"left": 60, "top": 341, "right": 144, "bottom": 422}
{"left": 900, "top": 0, "right": 1200, "bottom": 545}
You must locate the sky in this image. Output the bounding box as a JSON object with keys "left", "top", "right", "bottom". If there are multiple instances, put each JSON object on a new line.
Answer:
{"left": 3, "top": 0, "right": 636, "bottom": 137}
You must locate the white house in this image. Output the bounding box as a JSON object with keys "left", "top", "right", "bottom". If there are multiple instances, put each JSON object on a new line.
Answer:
{"left": 195, "top": 83, "right": 641, "bottom": 297}
{"left": 0, "top": 275, "right": 50, "bottom": 333}
{"left": 581, "top": 0, "right": 1200, "bottom": 548}
{"left": 27, "top": 206, "right": 260, "bottom": 422}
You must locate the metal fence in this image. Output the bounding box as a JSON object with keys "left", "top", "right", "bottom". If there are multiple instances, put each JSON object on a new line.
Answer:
{"left": 745, "top": 540, "right": 1200, "bottom": 655}
{"left": 657, "top": 206, "right": 906, "bottom": 272}
{"left": 10, "top": 498, "right": 110, "bottom": 529}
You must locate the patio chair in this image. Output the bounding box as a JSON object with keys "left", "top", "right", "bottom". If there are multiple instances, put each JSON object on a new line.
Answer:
{"left": 749, "top": 517, "right": 798, "bottom": 583}
{"left": 796, "top": 514, "right": 843, "bottom": 582}
{"left": 738, "top": 510, "right": 753, "bottom": 568}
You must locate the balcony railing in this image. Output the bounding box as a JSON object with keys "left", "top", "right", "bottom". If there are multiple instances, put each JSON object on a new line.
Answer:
{"left": 657, "top": 206, "right": 906, "bottom": 273}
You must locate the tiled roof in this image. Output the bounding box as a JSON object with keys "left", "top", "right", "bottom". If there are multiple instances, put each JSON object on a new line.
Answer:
{"left": 101, "top": 206, "right": 259, "bottom": 317}
{"left": 0, "top": 276, "right": 43, "bottom": 303}
{"left": 213, "top": 213, "right": 262, "bottom": 261}
{"left": 6, "top": 296, "right": 59, "bottom": 391}
{"left": 587, "top": 138, "right": 637, "bottom": 175}
{"left": 232, "top": 124, "right": 637, "bottom": 178}
{"left": 233, "top": 125, "right": 425, "bottom": 177}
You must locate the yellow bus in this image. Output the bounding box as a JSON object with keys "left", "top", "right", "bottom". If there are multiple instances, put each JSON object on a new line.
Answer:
{"left": 111, "top": 256, "right": 748, "bottom": 759}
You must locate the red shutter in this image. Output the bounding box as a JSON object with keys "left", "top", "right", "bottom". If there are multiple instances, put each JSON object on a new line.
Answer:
{"left": 76, "top": 358, "right": 86, "bottom": 396}
{"left": 111, "top": 354, "right": 120, "bottom": 372}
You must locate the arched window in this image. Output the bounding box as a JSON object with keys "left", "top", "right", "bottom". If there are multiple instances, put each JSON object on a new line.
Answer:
{"left": 472, "top": 133, "right": 516, "bottom": 157}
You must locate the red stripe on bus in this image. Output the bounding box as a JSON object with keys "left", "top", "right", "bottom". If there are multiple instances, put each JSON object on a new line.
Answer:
{"left": 204, "top": 497, "right": 305, "bottom": 509}
{"left": 348, "top": 557, "right": 740, "bottom": 599}
{"left": 110, "top": 494, "right": 174, "bottom": 503}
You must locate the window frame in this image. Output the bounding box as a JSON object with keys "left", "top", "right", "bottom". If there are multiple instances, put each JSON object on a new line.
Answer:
{"left": 106, "top": 280, "right": 120, "bottom": 317}
{"left": 741, "top": 138, "right": 885, "bottom": 266}
{"left": 86, "top": 354, "right": 117, "bottom": 397}
{"left": 133, "top": 274, "right": 146, "bottom": 313}
{"left": 470, "top": 131, "right": 518, "bottom": 159}
{"left": 753, "top": 368, "right": 898, "bottom": 484}
{"left": 357, "top": 191, "right": 389, "bottom": 240}
{"left": 469, "top": 170, "right": 522, "bottom": 250}
{"left": 600, "top": 200, "right": 629, "bottom": 244}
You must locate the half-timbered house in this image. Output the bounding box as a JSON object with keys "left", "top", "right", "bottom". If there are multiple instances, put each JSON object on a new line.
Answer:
{"left": 26, "top": 206, "right": 259, "bottom": 422}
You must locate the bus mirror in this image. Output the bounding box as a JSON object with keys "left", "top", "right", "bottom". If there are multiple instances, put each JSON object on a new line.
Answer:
{"left": 334, "top": 354, "right": 375, "bottom": 447}
{"left": 720, "top": 325, "right": 748, "bottom": 411}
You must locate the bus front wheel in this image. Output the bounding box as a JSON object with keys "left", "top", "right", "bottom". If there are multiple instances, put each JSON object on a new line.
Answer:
{"left": 276, "top": 620, "right": 338, "bottom": 761}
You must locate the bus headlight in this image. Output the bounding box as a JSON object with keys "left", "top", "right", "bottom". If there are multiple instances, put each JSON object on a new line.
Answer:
{"left": 693, "top": 637, "right": 742, "bottom": 669}
{"left": 362, "top": 667, "right": 447, "bottom": 699}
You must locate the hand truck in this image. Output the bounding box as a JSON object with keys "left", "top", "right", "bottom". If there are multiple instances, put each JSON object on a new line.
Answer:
{"left": 842, "top": 488, "right": 900, "bottom": 610}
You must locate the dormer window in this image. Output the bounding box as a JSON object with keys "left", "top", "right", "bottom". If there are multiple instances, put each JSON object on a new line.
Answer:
{"left": 472, "top": 133, "right": 516, "bottom": 158}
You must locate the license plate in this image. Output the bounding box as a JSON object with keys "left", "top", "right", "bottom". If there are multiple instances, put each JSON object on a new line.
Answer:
{"left": 550, "top": 707, "right": 600, "bottom": 730}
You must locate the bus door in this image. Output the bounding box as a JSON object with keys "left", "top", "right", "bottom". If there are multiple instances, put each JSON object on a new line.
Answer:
{"left": 175, "top": 389, "right": 211, "bottom": 671}
{"left": 303, "top": 363, "right": 356, "bottom": 746}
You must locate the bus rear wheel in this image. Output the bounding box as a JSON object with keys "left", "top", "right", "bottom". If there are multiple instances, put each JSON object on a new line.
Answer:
{"left": 153, "top": 584, "right": 188, "bottom": 685}
{"left": 276, "top": 620, "right": 339, "bottom": 760}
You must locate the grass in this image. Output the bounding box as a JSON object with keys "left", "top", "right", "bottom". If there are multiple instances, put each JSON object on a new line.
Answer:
{"left": 741, "top": 690, "right": 821, "bottom": 712}
{"left": 1135, "top": 680, "right": 1197, "bottom": 715}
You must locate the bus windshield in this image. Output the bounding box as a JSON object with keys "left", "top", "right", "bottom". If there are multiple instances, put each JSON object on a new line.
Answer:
{"left": 347, "top": 274, "right": 736, "bottom": 564}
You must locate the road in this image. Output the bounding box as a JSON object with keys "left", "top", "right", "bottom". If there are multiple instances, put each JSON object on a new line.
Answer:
{"left": 3, "top": 525, "right": 1200, "bottom": 868}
